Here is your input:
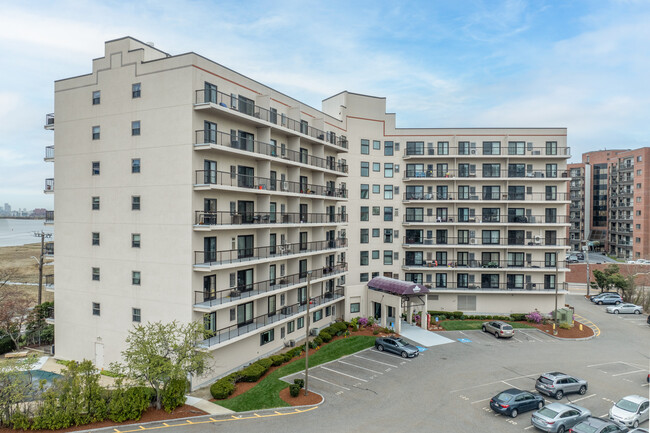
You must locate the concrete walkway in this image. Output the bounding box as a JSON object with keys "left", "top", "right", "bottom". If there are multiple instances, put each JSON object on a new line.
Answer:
{"left": 399, "top": 321, "right": 455, "bottom": 347}
{"left": 184, "top": 396, "right": 234, "bottom": 415}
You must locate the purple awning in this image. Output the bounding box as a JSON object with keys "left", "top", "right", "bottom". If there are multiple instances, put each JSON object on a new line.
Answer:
{"left": 367, "top": 276, "right": 429, "bottom": 295}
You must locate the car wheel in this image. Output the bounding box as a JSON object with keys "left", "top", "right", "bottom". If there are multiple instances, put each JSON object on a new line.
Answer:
{"left": 578, "top": 386, "right": 586, "bottom": 395}
{"left": 598, "top": 301, "right": 603, "bottom": 305}
{"left": 494, "top": 331, "right": 499, "bottom": 338}
{"left": 555, "top": 390, "right": 564, "bottom": 400}
{"left": 615, "top": 301, "right": 620, "bottom": 305}
{"left": 633, "top": 420, "right": 639, "bottom": 428}
{"left": 482, "top": 326, "right": 487, "bottom": 332}
{"left": 557, "top": 426, "right": 565, "bottom": 433}
{"left": 510, "top": 409, "right": 518, "bottom": 418}
{"left": 377, "top": 345, "right": 384, "bottom": 352}
{"left": 634, "top": 309, "right": 641, "bottom": 315}
{"left": 537, "top": 401, "right": 543, "bottom": 410}
{"left": 401, "top": 351, "right": 408, "bottom": 358}
{"left": 614, "top": 310, "right": 619, "bottom": 314}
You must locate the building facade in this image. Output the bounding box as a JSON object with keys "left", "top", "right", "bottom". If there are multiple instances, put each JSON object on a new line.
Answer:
{"left": 45, "top": 38, "right": 571, "bottom": 387}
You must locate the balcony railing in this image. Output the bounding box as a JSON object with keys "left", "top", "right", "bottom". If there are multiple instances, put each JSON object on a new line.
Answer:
{"left": 200, "top": 288, "right": 345, "bottom": 348}
{"left": 403, "top": 146, "right": 570, "bottom": 157}
{"left": 402, "top": 259, "right": 567, "bottom": 270}
{"left": 402, "top": 214, "right": 569, "bottom": 224}
{"left": 44, "top": 113, "right": 54, "bottom": 129}
{"left": 44, "top": 178, "right": 54, "bottom": 193}
{"left": 417, "top": 282, "right": 568, "bottom": 291}
{"left": 195, "top": 211, "right": 347, "bottom": 226}
{"left": 44, "top": 242, "right": 54, "bottom": 255}
{"left": 45, "top": 210, "right": 54, "bottom": 223}
{"left": 403, "top": 169, "right": 569, "bottom": 180}
{"left": 195, "top": 263, "right": 347, "bottom": 308}
{"left": 44, "top": 274, "right": 54, "bottom": 287}
{"left": 195, "top": 170, "right": 347, "bottom": 199}
{"left": 46, "top": 307, "right": 54, "bottom": 320}
{"left": 194, "top": 89, "right": 348, "bottom": 149}
{"left": 195, "top": 130, "right": 348, "bottom": 174}
{"left": 402, "top": 236, "right": 568, "bottom": 247}
{"left": 44, "top": 146, "right": 54, "bottom": 160}
{"left": 402, "top": 192, "right": 569, "bottom": 201}
{"left": 194, "top": 238, "right": 347, "bottom": 266}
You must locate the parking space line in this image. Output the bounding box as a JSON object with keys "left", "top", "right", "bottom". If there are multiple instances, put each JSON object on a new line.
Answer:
{"left": 370, "top": 349, "right": 412, "bottom": 361}
{"left": 612, "top": 369, "right": 645, "bottom": 377}
{"left": 353, "top": 354, "right": 398, "bottom": 368}
{"left": 524, "top": 425, "right": 536, "bottom": 430}
{"left": 470, "top": 397, "right": 492, "bottom": 405}
{"left": 570, "top": 394, "right": 597, "bottom": 403}
{"left": 518, "top": 330, "right": 545, "bottom": 342}
{"left": 337, "top": 360, "right": 383, "bottom": 375}
{"left": 501, "top": 381, "right": 516, "bottom": 388}
{"left": 296, "top": 372, "right": 350, "bottom": 390}
{"left": 587, "top": 361, "right": 619, "bottom": 368}
{"left": 320, "top": 366, "right": 368, "bottom": 382}
{"left": 450, "top": 373, "right": 539, "bottom": 393}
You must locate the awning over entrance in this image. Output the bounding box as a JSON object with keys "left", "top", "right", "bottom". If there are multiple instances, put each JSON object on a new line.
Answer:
{"left": 367, "top": 276, "right": 430, "bottom": 296}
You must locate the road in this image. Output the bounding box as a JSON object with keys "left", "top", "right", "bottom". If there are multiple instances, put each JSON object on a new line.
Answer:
{"left": 587, "top": 252, "right": 621, "bottom": 264}
{"left": 91, "top": 294, "right": 649, "bottom": 433}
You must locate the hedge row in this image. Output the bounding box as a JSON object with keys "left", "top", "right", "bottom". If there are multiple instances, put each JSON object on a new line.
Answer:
{"left": 428, "top": 311, "right": 527, "bottom": 321}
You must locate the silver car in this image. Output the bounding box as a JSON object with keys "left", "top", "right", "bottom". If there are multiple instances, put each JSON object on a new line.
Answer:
{"left": 609, "top": 395, "right": 650, "bottom": 429}
{"left": 482, "top": 321, "right": 514, "bottom": 338}
{"left": 535, "top": 372, "right": 588, "bottom": 399}
{"left": 531, "top": 403, "right": 591, "bottom": 433}
{"left": 606, "top": 303, "right": 643, "bottom": 314}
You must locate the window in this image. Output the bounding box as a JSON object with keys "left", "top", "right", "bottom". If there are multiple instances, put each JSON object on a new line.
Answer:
{"left": 546, "top": 141, "right": 558, "bottom": 155}
{"left": 361, "top": 162, "right": 369, "bottom": 177}
{"left": 437, "top": 141, "right": 449, "bottom": 155}
{"left": 92, "top": 126, "right": 100, "bottom": 140}
{"left": 313, "top": 310, "right": 323, "bottom": 322}
{"left": 372, "top": 185, "right": 380, "bottom": 194}
{"left": 482, "top": 163, "right": 500, "bottom": 177}
{"left": 545, "top": 186, "right": 557, "bottom": 201}
{"left": 406, "top": 207, "right": 423, "bottom": 222}
{"left": 545, "top": 252, "right": 557, "bottom": 267}
{"left": 384, "top": 185, "right": 393, "bottom": 200}
{"left": 297, "top": 317, "right": 304, "bottom": 329}
{"left": 92, "top": 302, "right": 101, "bottom": 316}
{"left": 132, "top": 308, "right": 141, "bottom": 322}
{"left": 132, "top": 83, "right": 141, "bottom": 98}
{"left": 92, "top": 267, "right": 100, "bottom": 281}
{"left": 132, "top": 233, "right": 141, "bottom": 248}
{"left": 260, "top": 329, "right": 274, "bottom": 346}
{"left": 373, "top": 140, "right": 381, "bottom": 150}
{"left": 360, "top": 206, "right": 369, "bottom": 221}
{"left": 360, "top": 273, "right": 369, "bottom": 282}
{"left": 360, "top": 251, "right": 369, "bottom": 266}
{"left": 373, "top": 162, "right": 380, "bottom": 172}
{"left": 546, "top": 164, "right": 557, "bottom": 178}
{"left": 89, "top": 233, "right": 100, "bottom": 247}
{"left": 287, "top": 321, "right": 295, "bottom": 333}
{"left": 384, "top": 141, "right": 394, "bottom": 156}
{"left": 384, "top": 163, "right": 394, "bottom": 178}
{"left": 482, "top": 186, "right": 500, "bottom": 200}
{"left": 436, "top": 273, "right": 447, "bottom": 288}
{"left": 508, "top": 141, "right": 525, "bottom": 155}
{"left": 384, "top": 207, "right": 393, "bottom": 221}
{"left": 131, "top": 121, "right": 141, "bottom": 136}
{"left": 383, "top": 250, "right": 393, "bottom": 265}
{"left": 92, "top": 161, "right": 100, "bottom": 175}
{"left": 92, "top": 90, "right": 101, "bottom": 105}
{"left": 361, "top": 139, "right": 369, "bottom": 154}
{"left": 544, "top": 275, "right": 556, "bottom": 290}
{"left": 132, "top": 271, "right": 141, "bottom": 285}
{"left": 406, "top": 141, "right": 424, "bottom": 155}
{"left": 384, "top": 229, "right": 393, "bottom": 243}
{"left": 131, "top": 158, "right": 141, "bottom": 173}
{"left": 360, "top": 184, "right": 369, "bottom": 199}
{"left": 360, "top": 229, "right": 369, "bottom": 243}
{"left": 483, "top": 141, "right": 500, "bottom": 155}
{"left": 482, "top": 230, "right": 500, "bottom": 245}
{"left": 458, "top": 141, "right": 470, "bottom": 155}
{"left": 350, "top": 303, "right": 360, "bottom": 313}
{"left": 131, "top": 196, "right": 141, "bottom": 210}
{"left": 372, "top": 228, "right": 380, "bottom": 237}
{"left": 371, "top": 206, "right": 380, "bottom": 216}
{"left": 372, "top": 250, "right": 380, "bottom": 259}
{"left": 637, "top": 183, "right": 642, "bottom": 189}
{"left": 268, "top": 295, "right": 276, "bottom": 317}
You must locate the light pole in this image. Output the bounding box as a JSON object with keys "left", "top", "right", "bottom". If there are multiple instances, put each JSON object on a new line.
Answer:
{"left": 584, "top": 243, "right": 590, "bottom": 297}
{"left": 32, "top": 231, "right": 51, "bottom": 305}
{"left": 304, "top": 270, "right": 312, "bottom": 396}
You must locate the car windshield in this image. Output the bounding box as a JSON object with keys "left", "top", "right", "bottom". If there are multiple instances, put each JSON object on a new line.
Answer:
{"left": 572, "top": 424, "right": 598, "bottom": 433}
{"left": 502, "top": 325, "right": 513, "bottom": 330}
{"left": 615, "top": 398, "right": 640, "bottom": 412}
{"left": 394, "top": 338, "right": 408, "bottom": 346}
{"left": 495, "top": 392, "right": 514, "bottom": 402}
{"left": 537, "top": 407, "right": 558, "bottom": 418}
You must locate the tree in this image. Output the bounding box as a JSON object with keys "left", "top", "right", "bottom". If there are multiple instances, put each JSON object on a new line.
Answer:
{"left": 112, "top": 321, "right": 211, "bottom": 410}
{"left": 0, "top": 266, "right": 19, "bottom": 304}
{"left": 0, "top": 290, "right": 32, "bottom": 350}
{"left": 0, "top": 356, "right": 38, "bottom": 427}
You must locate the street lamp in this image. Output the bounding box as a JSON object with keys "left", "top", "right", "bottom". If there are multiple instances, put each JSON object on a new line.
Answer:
{"left": 304, "top": 270, "right": 312, "bottom": 396}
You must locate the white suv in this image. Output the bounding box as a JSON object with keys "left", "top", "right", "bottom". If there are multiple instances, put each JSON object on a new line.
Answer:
{"left": 609, "top": 395, "right": 649, "bottom": 429}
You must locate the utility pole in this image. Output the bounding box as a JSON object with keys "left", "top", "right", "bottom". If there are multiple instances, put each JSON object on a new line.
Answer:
{"left": 304, "top": 270, "right": 312, "bottom": 396}
{"left": 33, "top": 231, "right": 52, "bottom": 305}
{"left": 554, "top": 257, "right": 559, "bottom": 334}
{"left": 584, "top": 243, "right": 590, "bottom": 298}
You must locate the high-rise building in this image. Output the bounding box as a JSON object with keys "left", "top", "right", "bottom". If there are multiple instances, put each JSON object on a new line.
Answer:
{"left": 44, "top": 37, "right": 571, "bottom": 388}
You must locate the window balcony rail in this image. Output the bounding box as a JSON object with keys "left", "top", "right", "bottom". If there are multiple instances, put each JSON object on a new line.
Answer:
{"left": 195, "top": 263, "right": 347, "bottom": 308}
{"left": 403, "top": 169, "right": 569, "bottom": 180}
{"left": 44, "top": 113, "right": 54, "bottom": 129}
{"left": 200, "top": 288, "right": 345, "bottom": 347}
{"left": 45, "top": 210, "right": 54, "bottom": 223}
{"left": 610, "top": 228, "right": 633, "bottom": 234}
{"left": 44, "top": 178, "right": 54, "bottom": 192}
{"left": 195, "top": 170, "right": 347, "bottom": 199}
{"left": 194, "top": 238, "right": 347, "bottom": 266}
{"left": 44, "top": 146, "right": 54, "bottom": 160}
{"left": 402, "top": 192, "right": 569, "bottom": 201}
{"left": 44, "top": 274, "right": 54, "bottom": 287}
{"left": 402, "top": 236, "right": 568, "bottom": 247}
{"left": 402, "top": 214, "right": 569, "bottom": 224}
{"left": 194, "top": 89, "right": 346, "bottom": 149}
{"left": 195, "top": 210, "right": 347, "bottom": 226}
{"left": 195, "top": 130, "right": 348, "bottom": 174}
{"left": 403, "top": 146, "right": 570, "bottom": 157}
{"left": 44, "top": 242, "right": 54, "bottom": 255}
{"left": 402, "top": 259, "right": 567, "bottom": 270}
{"left": 617, "top": 240, "right": 633, "bottom": 246}
{"left": 413, "top": 282, "right": 567, "bottom": 291}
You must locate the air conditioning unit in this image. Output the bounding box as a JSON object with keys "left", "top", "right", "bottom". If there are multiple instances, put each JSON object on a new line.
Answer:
{"left": 534, "top": 235, "right": 542, "bottom": 244}
{"left": 310, "top": 327, "right": 320, "bottom": 336}
{"left": 288, "top": 340, "right": 296, "bottom": 347}
{"left": 470, "top": 238, "right": 478, "bottom": 245}
{"left": 470, "top": 149, "right": 477, "bottom": 155}
{"left": 281, "top": 181, "right": 289, "bottom": 191}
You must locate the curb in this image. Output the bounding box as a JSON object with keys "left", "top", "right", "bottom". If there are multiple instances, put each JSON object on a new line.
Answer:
{"left": 534, "top": 328, "right": 596, "bottom": 341}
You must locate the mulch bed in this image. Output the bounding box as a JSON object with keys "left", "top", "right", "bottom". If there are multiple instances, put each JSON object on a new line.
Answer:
{"left": 0, "top": 405, "right": 207, "bottom": 433}
{"left": 429, "top": 320, "right": 594, "bottom": 339}
{"left": 278, "top": 386, "right": 323, "bottom": 406}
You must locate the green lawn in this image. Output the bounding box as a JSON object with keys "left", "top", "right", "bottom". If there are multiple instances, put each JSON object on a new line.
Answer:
{"left": 217, "top": 336, "right": 376, "bottom": 412}
{"left": 440, "top": 320, "right": 534, "bottom": 331}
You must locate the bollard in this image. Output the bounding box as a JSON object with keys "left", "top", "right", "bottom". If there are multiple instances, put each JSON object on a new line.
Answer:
{"left": 552, "top": 323, "right": 558, "bottom": 335}
{"left": 579, "top": 324, "right": 583, "bottom": 331}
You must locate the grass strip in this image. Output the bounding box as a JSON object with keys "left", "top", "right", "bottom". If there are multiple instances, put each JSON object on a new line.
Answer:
{"left": 217, "top": 335, "right": 375, "bottom": 412}
{"left": 440, "top": 320, "right": 534, "bottom": 331}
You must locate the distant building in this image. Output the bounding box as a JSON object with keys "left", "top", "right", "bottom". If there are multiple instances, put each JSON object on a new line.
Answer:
{"left": 32, "top": 208, "right": 47, "bottom": 217}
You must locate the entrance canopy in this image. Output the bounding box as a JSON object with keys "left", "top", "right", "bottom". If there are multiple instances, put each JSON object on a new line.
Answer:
{"left": 367, "top": 276, "right": 429, "bottom": 296}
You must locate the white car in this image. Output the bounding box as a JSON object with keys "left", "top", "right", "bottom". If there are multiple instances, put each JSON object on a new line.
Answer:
{"left": 606, "top": 303, "right": 643, "bottom": 314}
{"left": 635, "top": 259, "right": 650, "bottom": 265}
{"left": 609, "top": 395, "right": 649, "bottom": 429}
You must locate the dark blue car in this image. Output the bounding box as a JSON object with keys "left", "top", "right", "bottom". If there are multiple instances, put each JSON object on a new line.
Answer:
{"left": 490, "top": 388, "right": 545, "bottom": 418}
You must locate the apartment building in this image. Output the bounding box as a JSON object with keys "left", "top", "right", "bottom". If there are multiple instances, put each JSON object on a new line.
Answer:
{"left": 44, "top": 37, "right": 570, "bottom": 386}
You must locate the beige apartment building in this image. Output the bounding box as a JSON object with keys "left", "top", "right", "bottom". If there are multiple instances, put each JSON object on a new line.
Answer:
{"left": 44, "top": 37, "right": 570, "bottom": 387}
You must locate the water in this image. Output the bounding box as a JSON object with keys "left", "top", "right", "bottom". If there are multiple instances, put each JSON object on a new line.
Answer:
{"left": 0, "top": 219, "right": 53, "bottom": 247}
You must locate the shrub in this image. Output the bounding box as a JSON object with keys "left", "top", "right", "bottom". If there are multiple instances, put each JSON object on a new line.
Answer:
{"left": 351, "top": 325, "right": 358, "bottom": 332}
{"left": 210, "top": 378, "right": 235, "bottom": 400}
{"left": 257, "top": 358, "right": 273, "bottom": 370}
{"left": 240, "top": 363, "right": 267, "bottom": 382}
{"left": 509, "top": 313, "right": 526, "bottom": 321}
{"left": 525, "top": 311, "right": 543, "bottom": 324}
{"left": 293, "top": 378, "right": 304, "bottom": 389}
{"left": 372, "top": 329, "right": 380, "bottom": 335}
{"left": 319, "top": 331, "right": 332, "bottom": 343}
{"left": 161, "top": 378, "right": 187, "bottom": 412}
{"left": 333, "top": 322, "right": 348, "bottom": 334}
{"left": 309, "top": 340, "right": 318, "bottom": 349}
{"left": 460, "top": 315, "right": 467, "bottom": 320}
{"left": 358, "top": 317, "right": 368, "bottom": 327}
{"left": 289, "top": 384, "right": 300, "bottom": 397}
{"left": 313, "top": 336, "right": 323, "bottom": 347}
{"left": 270, "top": 355, "right": 285, "bottom": 366}
{"left": 559, "top": 322, "right": 572, "bottom": 330}
{"left": 350, "top": 317, "right": 360, "bottom": 327}
{"left": 108, "top": 382, "right": 151, "bottom": 422}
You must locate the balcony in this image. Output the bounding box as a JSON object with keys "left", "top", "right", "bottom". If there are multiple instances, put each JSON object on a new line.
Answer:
{"left": 402, "top": 191, "right": 569, "bottom": 202}
{"left": 617, "top": 240, "right": 633, "bottom": 247}
{"left": 199, "top": 288, "right": 345, "bottom": 349}
{"left": 45, "top": 307, "right": 54, "bottom": 324}
{"left": 194, "top": 89, "right": 347, "bottom": 151}
{"left": 44, "top": 242, "right": 54, "bottom": 256}
{"left": 194, "top": 210, "right": 347, "bottom": 228}
{"left": 194, "top": 238, "right": 347, "bottom": 270}
{"left": 194, "top": 263, "right": 347, "bottom": 310}
{"left": 44, "top": 113, "right": 54, "bottom": 130}
{"left": 422, "top": 282, "right": 568, "bottom": 291}
{"left": 195, "top": 170, "right": 347, "bottom": 200}
{"left": 44, "top": 274, "right": 54, "bottom": 292}
{"left": 44, "top": 178, "right": 54, "bottom": 194}
{"left": 403, "top": 169, "right": 569, "bottom": 180}
{"left": 195, "top": 130, "right": 348, "bottom": 175}
{"left": 403, "top": 146, "right": 570, "bottom": 158}
{"left": 402, "top": 214, "right": 569, "bottom": 225}
{"left": 402, "top": 260, "right": 568, "bottom": 271}
{"left": 402, "top": 236, "right": 568, "bottom": 247}
{"left": 44, "top": 146, "right": 54, "bottom": 161}
{"left": 44, "top": 210, "right": 54, "bottom": 225}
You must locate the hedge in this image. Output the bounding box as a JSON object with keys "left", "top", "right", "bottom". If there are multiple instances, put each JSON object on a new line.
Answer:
{"left": 270, "top": 355, "right": 285, "bottom": 366}
{"left": 428, "top": 311, "right": 528, "bottom": 321}
{"left": 210, "top": 379, "right": 236, "bottom": 399}
{"left": 240, "top": 363, "right": 268, "bottom": 383}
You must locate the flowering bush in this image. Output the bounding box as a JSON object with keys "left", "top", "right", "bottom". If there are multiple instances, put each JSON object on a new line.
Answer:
{"left": 358, "top": 317, "right": 368, "bottom": 327}
{"left": 525, "top": 311, "right": 543, "bottom": 324}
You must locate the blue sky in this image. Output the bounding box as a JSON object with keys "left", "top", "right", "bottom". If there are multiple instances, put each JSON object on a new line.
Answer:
{"left": 1, "top": 0, "right": 649, "bottom": 209}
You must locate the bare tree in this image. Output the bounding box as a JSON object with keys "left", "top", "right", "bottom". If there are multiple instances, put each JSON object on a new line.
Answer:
{"left": 0, "top": 266, "right": 19, "bottom": 301}
{"left": 0, "top": 290, "right": 32, "bottom": 351}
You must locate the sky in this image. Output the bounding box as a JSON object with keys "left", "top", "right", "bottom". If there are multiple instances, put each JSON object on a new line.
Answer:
{"left": 1, "top": 0, "right": 649, "bottom": 210}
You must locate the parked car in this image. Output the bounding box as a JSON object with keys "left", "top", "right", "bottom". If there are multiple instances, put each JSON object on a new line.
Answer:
{"left": 535, "top": 372, "right": 588, "bottom": 400}
{"left": 567, "top": 255, "right": 579, "bottom": 264}
{"left": 594, "top": 294, "right": 623, "bottom": 305}
{"left": 606, "top": 303, "right": 643, "bottom": 315}
{"left": 628, "top": 429, "right": 649, "bottom": 433}
{"left": 609, "top": 395, "right": 650, "bottom": 429}
{"left": 590, "top": 292, "right": 619, "bottom": 302}
{"left": 482, "top": 321, "right": 515, "bottom": 338}
{"left": 490, "top": 388, "right": 544, "bottom": 418}
{"left": 576, "top": 252, "right": 585, "bottom": 260}
{"left": 531, "top": 403, "right": 592, "bottom": 433}
{"left": 568, "top": 417, "right": 629, "bottom": 433}
{"left": 635, "top": 259, "right": 650, "bottom": 265}
{"left": 374, "top": 336, "right": 419, "bottom": 358}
